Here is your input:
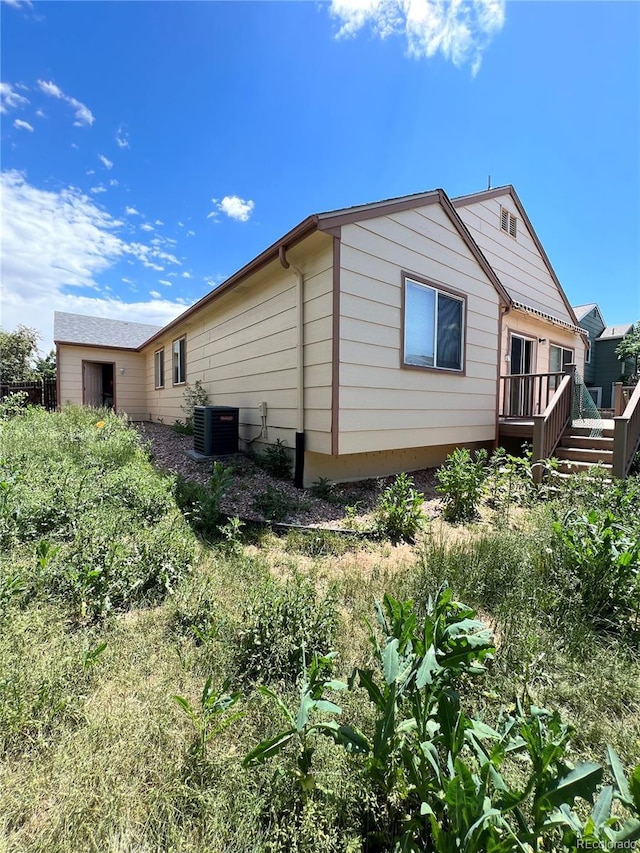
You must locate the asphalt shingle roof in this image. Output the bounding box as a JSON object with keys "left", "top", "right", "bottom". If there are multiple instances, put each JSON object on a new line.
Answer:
{"left": 54, "top": 312, "right": 162, "bottom": 349}
{"left": 597, "top": 324, "right": 633, "bottom": 341}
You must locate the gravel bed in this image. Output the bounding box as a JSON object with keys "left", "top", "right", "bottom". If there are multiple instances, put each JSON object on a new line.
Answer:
{"left": 136, "top": 421, "right": 442, "bottom": 528}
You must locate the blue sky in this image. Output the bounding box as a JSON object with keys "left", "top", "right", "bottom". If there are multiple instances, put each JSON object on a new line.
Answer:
{"left": 1, "top": 0, "right": 638, "bottom": 354}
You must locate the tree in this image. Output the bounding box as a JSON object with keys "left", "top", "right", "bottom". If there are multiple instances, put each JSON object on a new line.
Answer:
{"left": 33, "top": 350, "right": 57, "bottom": 380}
{"left": 615, "top": 322, "right": 640, "bottom": 380}
{"left": 0, "top": 326, "right": 41, "bottom": 383}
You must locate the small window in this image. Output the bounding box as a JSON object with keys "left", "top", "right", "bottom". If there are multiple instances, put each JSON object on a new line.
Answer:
{"left": 154, "top": 349, "right": 164, "bottom": 389}
{"left": 403, "top": 277, "right": 464, "bottom": 372}
{"left": 500, "top": 206, "right": 517, "bottom": 238}
{"left": 172, "top": 337, "right": 186, "bottom": 385}
{"left": 585, "top": 345, "right": 591, "bottom": 364}
{"left": 549, "top": 344, "right": 574, "bottom": 389}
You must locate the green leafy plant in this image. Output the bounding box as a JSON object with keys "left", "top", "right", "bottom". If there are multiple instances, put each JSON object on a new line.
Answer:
{"left": 237, "top": 573, "right": 338, "bottom": 684}
{"left": 175, "top": 462, "right": 233, "bottom": 537}
{"left": 252, "top": 484, "right": 291, "bottom": 522}
{"left": 174, "top": 676, "right": 242, "bottom": 762}
{"left": 436, "top": 447, "right": 488, "bottom": 522}
{"left": 373, "top": 472, "right": 425, "bottom": 543}
{"left": 180, "top": 380, "right": 209, "bottom": 434}
{"left": 552, "top": 508, "right": 640, "bottom": 634}
{"left": 257, "top": 439, "right": 292, "bottom": 480}
{"left": 244, "top": 651, "right": 349, "bottom": 797}
{"left": 310, "top": 476, "right": 341, "bottom": 504}
{"left": 0, "top": 390, "right": 29, "bottom": 420}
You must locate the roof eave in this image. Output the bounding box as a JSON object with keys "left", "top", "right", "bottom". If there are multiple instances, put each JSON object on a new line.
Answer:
{"left": 139, "top": 214, "right": 320, "bottom": 350}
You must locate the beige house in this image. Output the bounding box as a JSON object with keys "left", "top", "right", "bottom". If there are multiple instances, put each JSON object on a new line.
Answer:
{"left": 55, "top": 185, "right": 587, "bottom": 486}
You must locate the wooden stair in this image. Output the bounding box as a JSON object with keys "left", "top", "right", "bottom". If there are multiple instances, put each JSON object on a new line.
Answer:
{"left": 554, "top": 425, "right": 614, "bottom": 475}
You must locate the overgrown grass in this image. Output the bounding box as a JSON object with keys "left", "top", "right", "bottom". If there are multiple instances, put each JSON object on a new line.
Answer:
{"left": 0, "top": 407, "right": 638, "bottom": 850}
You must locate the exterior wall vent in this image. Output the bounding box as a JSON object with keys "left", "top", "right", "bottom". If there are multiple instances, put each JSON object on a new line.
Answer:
{"left": 500, "top": 206, "right": 517, "bottom": 238}
{"left": 193, "top": 406, "right": 239, "bottom": 456}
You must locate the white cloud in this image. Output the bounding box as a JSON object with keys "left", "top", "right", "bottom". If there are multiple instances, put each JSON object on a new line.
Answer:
{"left": 109, "top": 178, "right": 119, "bottom": 187}
{"left": 125, "top": 206, "right": 140, "bottom": 216}
{"left": 1, "top": 82, "right": 30, "bottom": 113}
{"left": 0, "top": 170, "right": 188, "bottom": 351}
{"left": 181, "top": 271, "right": 192, "bottom": 279}
{"left": 209, "top": 195, "right": 255, "bottom": 223}
{"left": 186, "top": 230, "right": 196, "bottom": 237}
{"left": 13, "top": 118, "right": 34, "bottom": 132}
{"left": 149, "top": 290, "right": 161, "bottom": 299}
{"left": 140, "top": 222, "right": 154, "bottom": 232}
{"left": 121, "top": 277, "right": 134, "bottom": 284}
{"left": 90, "top": 185, "right": 107, "bottom": 194}
{"left": 1, "top": 0, "right": 33, "bottom": 8}
{"left": 38, "top": 79, "right": 95, "bottom": 126}
{"left": 329, "top": 0, "right": 505, "bottom": 75}
{"left": 159, "top": 279, "right": 171, "bottom": 287}
{"left": 115, "top": 126, "right": 129, "bottom": 149}
{"left": 35, "top": 108, "right": 45, "bottom": 118}
{"left": 98, "top": 153, "right": 113, "bottom": 169}
{"left": 155, "top": 219, "right": 164, "bottom": 226}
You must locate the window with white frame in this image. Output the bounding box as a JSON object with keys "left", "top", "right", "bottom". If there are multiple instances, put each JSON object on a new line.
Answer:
{"left": 154, "top": 349, "right": 164, "bottom": 389}
{"left": 403, "top": 277, "right": 464, "bottom": 372}
{"left": 500, "top": 207, "right": 517, "bottom": 238}
{"left": 550, "top": 344, "right": 573, "bottom": 374}
{"left": 172, "top": 337, "right": 186, "bottom": 385}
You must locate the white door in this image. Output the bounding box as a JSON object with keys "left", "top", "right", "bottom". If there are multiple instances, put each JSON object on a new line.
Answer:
{"left": 83, "top": 362, "right": 103, "bottom": 407}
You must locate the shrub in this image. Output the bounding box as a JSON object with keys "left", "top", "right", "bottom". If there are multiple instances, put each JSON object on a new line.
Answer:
{"left": 237, "top": 572, "right": 338, "bottom": 683}
{"left": 175, "top": 462, "right": 233, "bottom": 538}
{"left": 180, "top": 380, "right": 209, "bottom": 433}
{"left": 257, "top": 439, "right": 292, "bottom": 479}
{"left": 252, "top": 484, "right": 291, "bottom": 522}
{"left": 435, "top": 447, "right": 488, "bottom": 522}
{"left": 309, "top": 476, "right": 341, "bottom": 504}
{"left": 552, "top": 508, "right": 640, "bottom": 635}
{"left": 373, "top": 472, "right": 425, "bottom": 543}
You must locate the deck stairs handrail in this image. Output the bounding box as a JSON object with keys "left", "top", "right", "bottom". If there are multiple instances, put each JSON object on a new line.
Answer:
{"left": 531, "top": 364, "right": 575, "bottom": 483}
{"left": 612, "top": 382, "right": 640, "bottom": 478}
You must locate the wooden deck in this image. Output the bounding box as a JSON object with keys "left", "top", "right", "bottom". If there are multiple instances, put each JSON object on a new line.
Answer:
{"left": 498, "top": 417, "right": 615, "bottom": 440}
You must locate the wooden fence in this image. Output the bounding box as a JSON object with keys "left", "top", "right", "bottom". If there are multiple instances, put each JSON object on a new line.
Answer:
{"left": 0, "top": 379, "right": 57, "bottom": 411}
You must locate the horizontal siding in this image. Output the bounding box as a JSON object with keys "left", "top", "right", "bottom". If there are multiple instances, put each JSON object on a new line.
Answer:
{"left": 144, "top": 236, "right": 334, "bottom": 455}
{"left": 456, "top": 194, "right": 573, "bottom": 323}
{"left": 58, "top": 345, "right": 147, "bottom": 420}
{"left": 502, "top": 310, "right": 585, "bottom": 377}
{"left": 338, "top": 203, "right": 501, "bottom": 455}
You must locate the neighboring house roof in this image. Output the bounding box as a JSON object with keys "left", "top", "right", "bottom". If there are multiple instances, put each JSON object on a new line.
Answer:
{"left": 54, "top": 312, "right": 162, "bottom": 349}
{"left": 597, "top": 324, "right": 633, "bottom": 341}
{"left": 452, "top": 185, "right": 581, "bottom": 330}
{"left": 573, "top": 302, "right": 606, "bottom": 327}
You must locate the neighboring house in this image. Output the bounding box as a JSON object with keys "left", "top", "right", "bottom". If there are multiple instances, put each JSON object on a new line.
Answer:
{"left": 55, "top": 185, "right": 586, "bottom": 486}
{"left": 573, "top": 303, "right": 634, "bottom": 408}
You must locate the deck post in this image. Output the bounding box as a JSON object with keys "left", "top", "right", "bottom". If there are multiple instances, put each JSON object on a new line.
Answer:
{"left": 612, "top": 416, "right": 628, "bottom": 479}
{"left": 613, "top": 382, "right": 624, "bottom": 417}
{"left": 532, "top": 415, "right": 545, "bottom": 484}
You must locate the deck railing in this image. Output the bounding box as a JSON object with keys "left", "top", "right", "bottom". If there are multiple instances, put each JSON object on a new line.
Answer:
{"left": 531, "top": 364, "right": 575, "bottom": 483}
{"left": 612, "top": 382, "right": 640, "bottom": 478}
{"left": 499, "top": 372, "right": 564, "bottom": 418}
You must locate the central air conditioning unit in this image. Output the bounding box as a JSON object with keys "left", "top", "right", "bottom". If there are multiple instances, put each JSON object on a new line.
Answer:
{"left": 193, "top": 406, "right": 239, "bottom": 456}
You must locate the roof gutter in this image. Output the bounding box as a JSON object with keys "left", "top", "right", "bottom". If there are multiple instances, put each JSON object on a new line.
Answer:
{"left": 140, "top": 214, "right": 319, "bottom": 352}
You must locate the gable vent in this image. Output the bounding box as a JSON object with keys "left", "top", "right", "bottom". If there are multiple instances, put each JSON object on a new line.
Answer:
{"left": 501, "top": 206, "right": 517, "bottom": 238}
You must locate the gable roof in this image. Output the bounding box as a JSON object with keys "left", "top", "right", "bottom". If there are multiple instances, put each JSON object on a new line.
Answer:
{"left": 140, "top": 188, "right": 511, "bottom": 351}
{"left": 573, "top": 302, "right": 606, "bottom": 326}
{"left": 597, "top": 324, "right": 633, "bottom": 341}
{"left": 452, "top": 185, "right": 580, "bottom": 329}
{"left": 54, "top": 312, "right": 162, "bottom": 349}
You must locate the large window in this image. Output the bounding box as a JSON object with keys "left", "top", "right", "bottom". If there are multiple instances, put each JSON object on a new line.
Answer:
{"left": 403, "top": 277, "right": 464, "bottom": 372}
{"left": 154, "top": 349, "right": 165, "bottom": 389}
{"left": 172, "top": 337, "right": 186, "bottom": 385}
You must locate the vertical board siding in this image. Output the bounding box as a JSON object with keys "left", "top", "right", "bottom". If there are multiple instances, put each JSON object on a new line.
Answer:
{"left": 338, "top": 204, "right": 501, "bottom": 456}
{"left": 144, "top": 237, "right": 334, "bottom": 454}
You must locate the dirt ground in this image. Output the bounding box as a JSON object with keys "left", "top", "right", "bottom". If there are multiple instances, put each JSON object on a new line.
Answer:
{"left": 136, "top": 421, "right": 444, "bottom": 528}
